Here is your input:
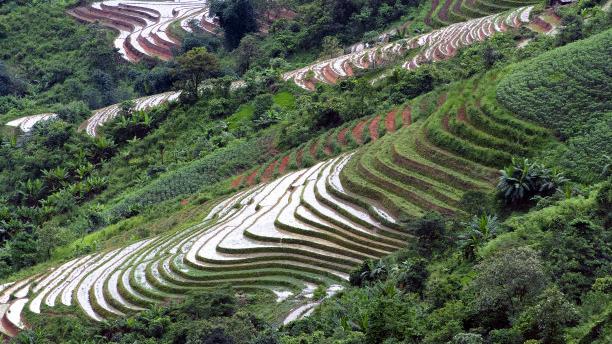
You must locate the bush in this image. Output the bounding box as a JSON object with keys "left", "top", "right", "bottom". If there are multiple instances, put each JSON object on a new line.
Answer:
{"left": 407, "top": 212, "right": 448, "bottom": 257}
{"left": 471, "top": 247, "right": 548, "bottom": 327}
{"left": 540, "top": 217, "right": 611, "bottom": 301}
{"left": 451, "top": 333, "right": 484, "bottom": 344}
{"left": 497, "top": 158, "right": 568, "bottom": 208}
{"left": 513, "top": 287, "right": 578, "bottom": 343}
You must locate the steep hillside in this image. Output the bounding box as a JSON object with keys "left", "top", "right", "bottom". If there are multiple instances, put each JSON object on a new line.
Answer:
{"left": 498, "top": 28, "right": 611, "bottom": 134}
{"left": 283, "top": 5, "right": 556, "bottom": 90}
{"left": 0, "top": 1, "right": 610, "bottom": 343}
{"left": 424, "top": 0, "right": 542, "bottom": 27}
{"left": 340, "top": 73, "right": 551, "bottom": 220}
{"left": 498, "top": 28, "right": 612, "bottom": 182}
{"left": 0, "top": 62, "right": 566, "bottom": 335}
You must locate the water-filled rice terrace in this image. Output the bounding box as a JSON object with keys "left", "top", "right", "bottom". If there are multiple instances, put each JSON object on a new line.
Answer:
{"left": 283, "top": 4, "right": 559, "bottom": 90}
{"left": 424, "top": 0, "right": 541, "bottom": 27}
{"left": 10, "top": 2, "right": 558, "bottom": 135}
{"left": 79, "top": 91, "right": 181, "bottom": 137}
{"left": 4, "top": 114, "right": 58, "bottom": 134}
{"left": 68, "top": 0, "right": 219, "bottom": 62}
{"left": 0, "top": 68, "right": 555, "bottom": 336}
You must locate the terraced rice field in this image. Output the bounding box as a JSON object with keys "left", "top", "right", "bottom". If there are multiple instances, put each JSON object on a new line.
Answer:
{"left": 5, "top": 113, "right": 58, "bottom": 133}
{"left": 283, "top": 5, "right": 554, "bottom": 90}
{"left": 339, "top": 73, "right": 551, "bottom": 220}
{"left": 234, "top": 105, "right": 412, "bottom": 189}
{"left": 0, "top": 69, "right": 557, "bottom": 336}
{"left": 425, "top": 0, "right": 541, "bottom": 27}
{"left": 0, "top": 3, "right": 568, "bottom": 336}
{"left": 79, "top": 91, "right": 181, "bottom": 136}
{"left": 0, "top": 152, "right": 413, "bottom": 335}
{"left": 68, "top": 1, "right": 218, "bottom": 62}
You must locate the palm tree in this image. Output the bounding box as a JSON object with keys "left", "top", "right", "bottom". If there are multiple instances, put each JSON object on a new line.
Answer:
{"left": 84, "top": 176, "right": 108, "bottom": 195}
{"left": 361, "top": 260, "right": 388, "bottom": 283}
{"left": 75, "top": 163, "right": 94, "bottom": 181}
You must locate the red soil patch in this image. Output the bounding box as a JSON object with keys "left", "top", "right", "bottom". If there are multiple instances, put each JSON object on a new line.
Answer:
{"left": 321, "top": 65, "right": 339, "bottom": 84}
{"left": 296, "top": 149, "right": 304, "bottom": 167}
{"left": 246, "top": 169, "right": 259, "bottom": 186}
{"left": 324, "top": 137, "right": 333, "bottom": 156}
{"left": 358, "top": 54, "right": 370, "bottom": 69}
{"left": 200, "top": 19, "right": 220, "bottom": 34}
{"left": 231, "top": 175, "right": 244, "bottom": 188}
{"left": 261, "top": 160, "right": 278, "bottom": 182}
{"left": 439, "top": 0, "right": 453, "bottom": 22}
{"left": 343, "top": 60, "right": 354, "bottom": 77}
{"left": 385, "top": 110, "right": 397, "bottom": 132}
{"left": 123, "top": 37, "right": 145, "bottom": 62}
{"left": 304, "top": 79, "right": 317, "bottom": 91}
{"left": 1, "top": 313, "right": 19, "bottom": 337}
{"left": 309, "top": 139, "right": 319, "bottom": 158}
{"left": 338, "top": 127, "right": 349, "bottom": 146}
{"left": 278, "top": 155, "right": 290, "bottom": 174}
{"left": 369, "top": 115, "right": 381, "bottom": 141}
{"left": 180, "top": 199, "right": 189, "bottom": 206}
{"left": 457, "top": 106, "right": 467, "bottom": 122}
{"left": 530, "top": 16, "right": 553, "bottom": 32}
{"left": 424, "top": 0, "right": 440, "bottom": 26}
{"left": 437, "top": 93, "right": 448, "bottom": 107}
{"left": 401, "top": 106, "right": 412, "bottom": 126}
{"left": 352, "top": 120, "right": 367, "bottom": 144}
{"left": 442, "top": 115, "right": 450, "bottom": 131}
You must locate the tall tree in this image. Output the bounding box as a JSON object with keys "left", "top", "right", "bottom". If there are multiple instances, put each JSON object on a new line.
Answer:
{"left": 235, "top": 35, "right": 262, "bottom": 74}
{"left": 211, "top": 0, "right": 258, "bottom": 49}
{"left": 175, "top": 47, "right": 220, "bottom": 100}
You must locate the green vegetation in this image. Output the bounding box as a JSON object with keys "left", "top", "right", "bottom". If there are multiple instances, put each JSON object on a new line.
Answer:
{"left": 498, "top": 28, "right": 612, "bottom": 183}
{"left": 0, "top": 0, "right": 610, "bottom": 343}
{"left": 14, "top": 289, "right": 285, "bottom": 344}
{"left": 0, "top": 0, "right": 143, "bottom": 117}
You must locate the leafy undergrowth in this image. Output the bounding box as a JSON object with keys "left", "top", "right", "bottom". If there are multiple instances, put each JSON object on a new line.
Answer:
{"left": 276, "top": 182, "right": 611, "bottom": 344}
{"left": 18, "top": 288, "right": 289, "bottom": 344}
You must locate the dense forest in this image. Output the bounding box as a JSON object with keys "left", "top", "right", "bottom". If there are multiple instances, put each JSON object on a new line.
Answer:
{"left": 0, "top": 0, "right": 610, "bottom": 343}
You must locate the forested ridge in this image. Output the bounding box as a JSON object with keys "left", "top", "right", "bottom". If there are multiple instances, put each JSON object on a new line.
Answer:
{"left": 0, "top": 0, "right": 610, "bottom": 343}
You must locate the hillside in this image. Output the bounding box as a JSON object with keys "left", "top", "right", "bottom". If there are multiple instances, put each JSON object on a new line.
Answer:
{"left": 0, "top": 0, "right": 611, "bottom": 343}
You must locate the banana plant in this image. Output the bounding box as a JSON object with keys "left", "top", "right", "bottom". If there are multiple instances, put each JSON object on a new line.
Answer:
{"left": 17, "top": 178, "right": 46, "bottom": 206}
{"left": 458, "top": 214, "right": 500, "bottom": 261}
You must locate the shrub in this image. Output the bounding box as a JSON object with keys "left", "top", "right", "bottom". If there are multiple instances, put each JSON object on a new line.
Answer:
{"left": 457, "top": 214, "right": 500, "bottom": 261}
{"left": 513, "top": 286, "right": 578, "bottom": 343}
{"left": 471, "top": 247, "right": 548, "bottom": 326}
{"left": 107, "top": 138, "right": 273, "bottom": 221}
{"left": 407, "top": 212, "right": 448, "bottom": 257}
{"left": 313, "top": 285, "right": 326, "bottom": 300}
{"left": 394, "top": 258, "right": 428, "bottom": 294}
{"left": 450, "top": 333, "right": 484, "bottom": 344}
